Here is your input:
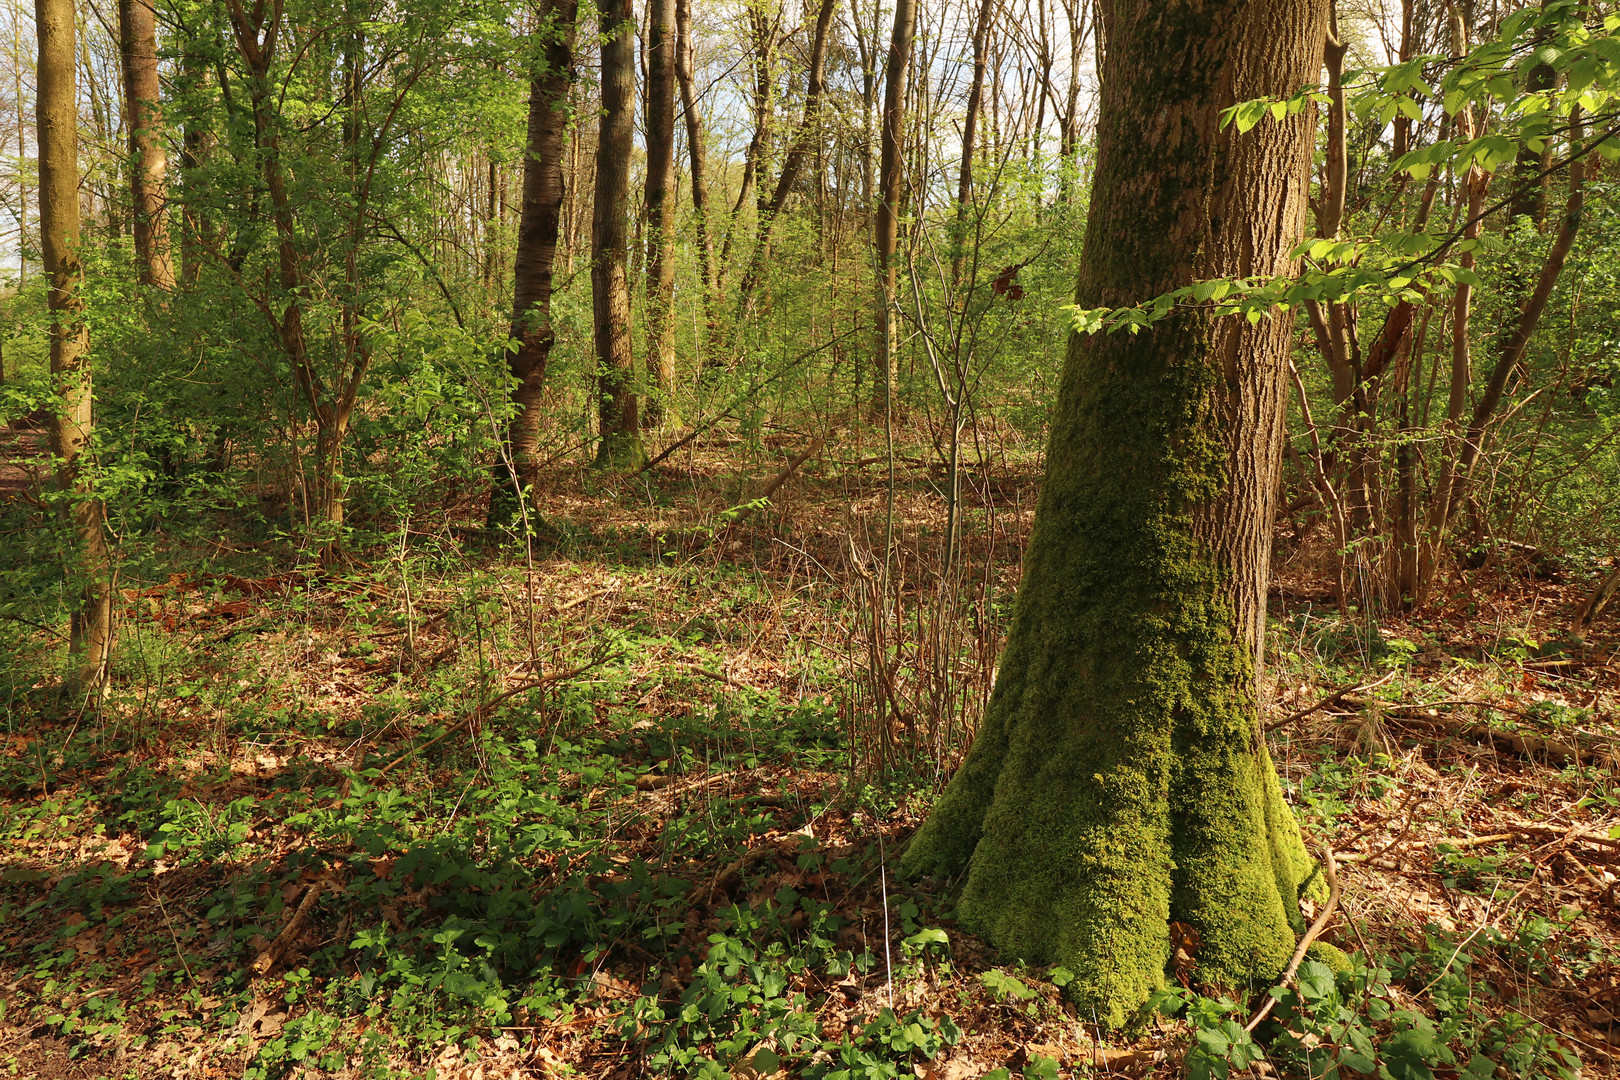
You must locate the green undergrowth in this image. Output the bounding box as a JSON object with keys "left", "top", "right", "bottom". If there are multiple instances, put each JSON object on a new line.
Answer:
{"left": 1157, "top": 940, "right": 1583, "bottom": 1080}
{"left": 0, "top": 553, "right": 1608, "bottom": 1077}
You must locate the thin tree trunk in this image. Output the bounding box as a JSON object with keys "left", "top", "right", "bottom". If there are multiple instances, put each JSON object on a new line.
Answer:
{"left": 119, "top": 0, "right": 174, "bottom": 290}
{"left": 675, "top": 0, "right": 716, "bottom": 328}
{"left": 39, "top": 0, "right": 113, "bottom": 698}
{"left": 176, "top": 27, "right": 213, "bottom": 287}
{"left": 717, "top": 1, "right": 778, "bottom": 292}
{"left": 643, "top": 0, "right": 679, "bottom": 427}
{"left": 735, "top": 0, "right": 838, "bottom": 311}
{"left": 951, "top": 0, "right": 995, "bottom": 286}
{"left": 593, "top": 0, "right": 646, "bottom": 468}
{"left": 871, "top": 0, "right": 917, "bottom": 416}
{"left": 488, "top": 0, "right": 580, "bottom": 528}
{"left": 13, "top": 1, "right": 27, "bottom": 285}
{"left": 1422, "top": 115, "right": 1587, "bottom": 591}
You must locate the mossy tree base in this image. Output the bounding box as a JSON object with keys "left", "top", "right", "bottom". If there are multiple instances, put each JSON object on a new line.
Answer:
{"left": 901, "top": 0, "right": 1331, "bottom": 1029}
{"left": 593, "top": 431, "right": 649, "bottom": 472}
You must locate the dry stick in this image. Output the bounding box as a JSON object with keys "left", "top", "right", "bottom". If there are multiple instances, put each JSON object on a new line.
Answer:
{"left": 1245, "top": 844, "right": 1341, "bottom": 1033}
{"left": 1264, "top": 671, "right": 1396, "bottom": 733}
{"left": 377, "top": 652, "right": 622, "bottom": 775}
{"left": 637, "top": 327, "right": 858, "bottom": 474}
{"left": 251, "top": 878, "right": 330, "bottom": 976}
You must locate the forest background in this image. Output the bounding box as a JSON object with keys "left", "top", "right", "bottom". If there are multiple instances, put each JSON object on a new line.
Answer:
{"left": 1, "top": 0, "right": 1620, "bottom": 1077}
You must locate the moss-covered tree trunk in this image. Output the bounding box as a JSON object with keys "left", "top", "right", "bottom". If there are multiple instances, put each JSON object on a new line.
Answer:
{"left": 488, "top": 0, "right": 579, "bottom": 528}
{"left": 901, "top": 0, "right": 1329, "bottom": 1028}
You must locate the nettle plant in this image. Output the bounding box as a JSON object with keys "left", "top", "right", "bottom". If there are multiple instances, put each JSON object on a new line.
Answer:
{"left": 1067, "top": 0, "right": 1620, "bottom": 612}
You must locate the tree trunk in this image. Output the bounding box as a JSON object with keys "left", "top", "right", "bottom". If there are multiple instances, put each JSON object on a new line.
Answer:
{"left": 176, "top": 26, "right": 215, "bottom": 288}
{"left": 951, "top": 0, "right": 995, "bottom": 286}
{"left": 735, "top": 0, "right": 838, "bottom": 311}
{"left": 675, "top": 0, "right": 716, "bottom": 339}
{"left": 13, "top": 2, "right": 28, "bottom": 285}
{"left": 1422, "top": 118, "right": 1586, "bottom": 593}
{"left": 871, "top": 0, "right": 916, "bottom": 416}
{"left": 226, "top": 0, "right": 369, "bottom": 539}
{"left": 902, "top": 0, "right": 1330, "bottom": 1027}
{"left": 39, "top": 0, "right": 113, "bottom": 698}
{"left": 488, "top": 0, "right": 580, "bottom": 528}
{"left": 716, "top": 2, "right": 778, "bottom": 295}
{"left": 119, "top": 0, "right": 174, "bottom": 290}
{"left": 593, "top": 0, "right": 646, "bottom": 469}
{"left": 642, "top": 0, "right": 679, "bottom": 428}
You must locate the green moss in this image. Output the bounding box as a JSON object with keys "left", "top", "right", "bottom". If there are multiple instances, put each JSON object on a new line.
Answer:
{"left": 594, "top": 430, "right": 649, "bottom": 471}
{"left": 903, "top": 299, "right": 1319, "bottom": 1026}
{"left": 1307, "top": 941, "right": 1352, "bottom": 975}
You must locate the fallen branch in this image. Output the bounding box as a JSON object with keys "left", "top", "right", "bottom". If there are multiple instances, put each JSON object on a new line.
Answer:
{"left": 1264, "top": 672, "right": 1396, "bottom": 734}
{"left": 1245, "top": 843, "right": 1341, "bottom": 1033}
{"left": 1365, "top": 706, "right": 1615, "bottom": 767}
{"left": 251, "top": 878, "right": 331, "bottom": 976}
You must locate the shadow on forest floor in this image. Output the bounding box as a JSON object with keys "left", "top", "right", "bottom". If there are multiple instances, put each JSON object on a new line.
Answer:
{"left": 1, "top": 444, "right": 1619, "bottom": 1078}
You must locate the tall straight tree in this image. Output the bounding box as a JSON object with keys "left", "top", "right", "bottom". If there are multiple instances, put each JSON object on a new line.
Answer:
{"left": 119, "top": 0, "right": 174, "bottom": 289}
{"left": 642, "top": 0, "right": 678, "bottom": 428}
{"left": 489, "top": 0, "right": 581, "bottom": 527}
{"left": 674, "top": 0, "right": 716, "bottom": 336}
{"left": 735, "top": 0, "right": 838, "bottom": 312}
{"left": 38, "top": 0, "right": 114, "bottom": 696}
{"left": 951, "top": 0, "right": 995, "bottom": 286}
{"left": 902, "top": 0, "right": 1331, "bottom": 1026}
{"left": 592, "top": 0, "right": 645, "bottom": 468}
{"left": 871, "top": 0, "right": 915, "bottom": 415}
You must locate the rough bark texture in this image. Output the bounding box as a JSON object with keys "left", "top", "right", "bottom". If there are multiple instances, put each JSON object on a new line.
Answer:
{"left": 592, "top": 0, "right": 646, "bottom": 469}
{"left": 119, "top": 0, "right": 175, "bottom": 290}
{"left": 39, "top": 0, "right": 114, "bottom": 696}
{"left": 901, "top": 0, "right": 1329, "bottom": 1027}
{"left": 642, "top": 0, "right": 679, "bottom": 428}
{"left": 675, "top": 0, "right": 716, "bottom": 330}
{"left": 871, "top": 0, "right": 916, "bottom": 415}
{"left": 489, "top": 0, "right": 579, "bottom": 528}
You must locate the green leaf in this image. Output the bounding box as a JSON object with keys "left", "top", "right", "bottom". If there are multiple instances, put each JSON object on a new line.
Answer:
{"left": 1295, "top": 960, "right": 1337, "bottom": 1001}
{"left": 1381, "top": 1027, "right": 1451, "bottom": 1080}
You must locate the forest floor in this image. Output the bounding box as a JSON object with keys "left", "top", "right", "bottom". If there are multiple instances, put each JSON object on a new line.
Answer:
{"left": 1, "top": 427, "right": 1618, "bottom": 1079}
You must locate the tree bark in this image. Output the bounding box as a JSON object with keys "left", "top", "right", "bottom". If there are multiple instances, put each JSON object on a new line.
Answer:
{"left": 735, "top": 0, "right": 838, "bottom": 311}
{"left": 642, "top": 0, "right": 679, "bottom": 427}
{"left": 951, "top": 0, "right": 995, "bottom": 286}
{"left": 675, "top": 0, "right": 716, "bottom": 336}
{"left": 903, "top": 0, "right": 1330, "bottom": 1027}
{"left": 39, "top": 0, "right": 114, "bottom": 698}
{"left": 871, "top": 0, "right": 916, "bottom": 416}
{"left": 593, "top": 0, "right": 646, "bottom": 469}
{"left": 488, "top": 0, "right": 580, "bottom": 528}
{"left": 119, "top": 0, "right": 174, "bottom": 290}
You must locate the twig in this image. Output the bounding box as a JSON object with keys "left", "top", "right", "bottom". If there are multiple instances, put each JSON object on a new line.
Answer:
{"left": 155, "top": 891, "right": 197, "bottom": 986}
{"left": 376, "top": 651, "right": 622, "bottom": 775}
{"left": 251, "top": 878, "right": 330, "bottom": 976}
{"left": 1265, "top": 672, "right": 1396, "bottom": 733}
{"left": 1245, "top": 843, "right": 1341, "bottom": 1033}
